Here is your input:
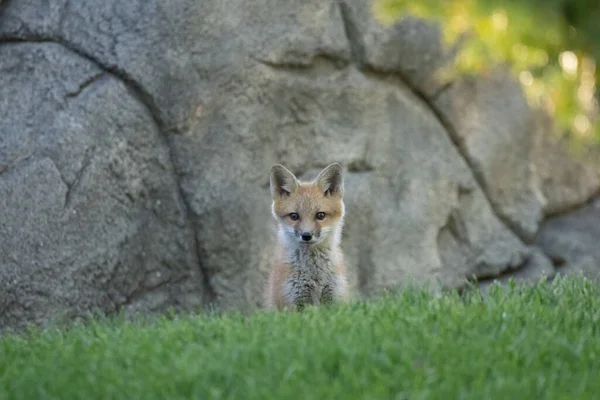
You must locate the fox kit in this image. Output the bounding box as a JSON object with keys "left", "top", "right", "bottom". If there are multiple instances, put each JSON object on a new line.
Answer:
{"left": 264, "top": 162, "right": 348, "bottom": 311}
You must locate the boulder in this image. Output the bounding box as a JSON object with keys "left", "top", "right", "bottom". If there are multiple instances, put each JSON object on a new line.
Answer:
{"left": 537, "top": 197, "right": 600, "bottom": 282}
{"left": 0, "top": 0, "right": 597, "bottom": 331}
{"left": 434, "top": 70, "right": 547, "bottom": 243}
{"left": 0, "top": 43, "right": 205, "bottom": 331}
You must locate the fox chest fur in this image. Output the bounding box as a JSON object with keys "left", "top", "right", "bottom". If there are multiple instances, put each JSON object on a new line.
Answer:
{"left": 284, "top": 246, "right": 339, "bottom": 308}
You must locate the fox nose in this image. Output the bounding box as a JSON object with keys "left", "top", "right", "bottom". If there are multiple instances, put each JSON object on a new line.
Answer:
{"left": 301, "top": 232, "right": 313, "bottom": 242}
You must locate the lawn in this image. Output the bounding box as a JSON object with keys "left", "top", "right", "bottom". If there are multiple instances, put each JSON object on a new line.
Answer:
{"left": 1, "top": 275, "right": 599, "bottom": 399}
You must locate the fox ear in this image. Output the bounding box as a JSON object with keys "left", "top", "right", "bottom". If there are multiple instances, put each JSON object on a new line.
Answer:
{"left": 315, "top": 163, "right": 344, "bottom": 197}
{"left": 270, "top": 164, "right": 300, "bottom": 198}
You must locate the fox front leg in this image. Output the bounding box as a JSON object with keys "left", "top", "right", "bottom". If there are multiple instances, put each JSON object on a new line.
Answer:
{"left": 293, "top": 286, "right": 320, "bottom": 311}
{"left": 320, "top": 284, "right": 335, "bottom": 305}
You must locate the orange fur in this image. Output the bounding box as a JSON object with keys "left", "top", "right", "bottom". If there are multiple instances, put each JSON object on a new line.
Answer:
{"left": 264, "top": 163, "right": 348, "bottom": 311}
{"left": 265, "top": 249, "right": 348, "bottom": 309}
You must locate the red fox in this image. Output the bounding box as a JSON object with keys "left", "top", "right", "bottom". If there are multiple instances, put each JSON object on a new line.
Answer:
{"left": 264, "top": 162, "right": 348, "bottom": 311}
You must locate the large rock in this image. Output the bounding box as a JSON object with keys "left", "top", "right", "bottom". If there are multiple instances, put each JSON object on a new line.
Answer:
{"left": 171, "top": 59, "right": 531, "bottom": 307}
{"left": 537, "top": 197, "right": 600, "bottom": 281}
{"left": 333, "top": 0, "right": 455, "bottom": 96}
{"left": 258, "top": 66, "right": 530, "bottom": 295}
{"left": 0, "top": 0, "right": 351, "bottom": 131}
{"left": 532, "top": 113, "right": 600, "bottom": 215}
{"left": 0, "top": 43, "right": 205, "bottom": 331}
{"left": 335, "top": 1, "right": 599, "bottom": 242}
{"left": 0, "top": 0, "right": 597, "bottom": 330}
{"left": 434, "top": 70, "right": 547, "bottom": 243}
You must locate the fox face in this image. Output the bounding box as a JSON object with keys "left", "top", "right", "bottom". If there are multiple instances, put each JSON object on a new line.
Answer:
{"left": 270, "top": 163, "right": 345, "bottom": 248}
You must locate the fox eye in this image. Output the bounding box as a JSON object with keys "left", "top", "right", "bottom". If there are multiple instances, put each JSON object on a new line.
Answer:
{"left": 289, "top": 213, "right": 299, "bottom": 221}
{"left": 316, "top": 212, "right": 326, "bottom": 220}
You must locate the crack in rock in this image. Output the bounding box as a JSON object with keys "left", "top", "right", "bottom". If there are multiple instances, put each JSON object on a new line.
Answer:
{"left": 0, "top": 154, "right": 34, "bottom": 178}
{"left": 120, "top": 274, "right": 188, "bottom": 311}
{"left": 430, "top": 81, "right": 454, "bottom": 102}
{"left": 63, "top": 146, "right": 93, "bottom": 209}
{"left": 338, "top": 0, "right": 366, "bottom": 64}
{"left": 0, "top": 34, "right": 216, "bottom": 303}
{"left": 64, "top": 71, "right": 105, "bottom": 99}
{"left": 250, "top": 54, "right": 348, "bottom": 71}
{"left": 544, "top": 188, "right": 600, "bottom": 219}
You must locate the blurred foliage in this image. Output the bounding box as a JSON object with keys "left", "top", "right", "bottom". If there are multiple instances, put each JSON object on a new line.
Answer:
{"left": 373, "top": 0, "right": 600, "bottom": 142}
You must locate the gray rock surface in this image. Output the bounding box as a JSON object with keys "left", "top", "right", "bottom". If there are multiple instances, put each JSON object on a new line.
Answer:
{"left": 434, "top": 70, "right": 547, "bottom": 243}
{"left": 0, "top": 0, "right": 598, "bottom": 331}
{"left": 537, "top": 197, "right": 600, "bottom": 282}
{"left": 0, "top": 43, "right": 205, "bottom": 331}
{"left": 336, "top": 0, "right": 456, "bottom": 96}
{"left": 532, "top": 113, "right": 600, "bottom": 215}
{"left": 477, "top": 248, "right": 556, "bottom": 294}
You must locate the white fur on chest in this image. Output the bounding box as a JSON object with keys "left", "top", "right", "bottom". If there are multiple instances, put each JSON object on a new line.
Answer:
{"left": 283, "top": 246, "right": 344, "bottom": 307}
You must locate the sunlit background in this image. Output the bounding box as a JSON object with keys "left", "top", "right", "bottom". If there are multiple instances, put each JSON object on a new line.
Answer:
{"left": 374, "top": 0, "right": 600, "bottom": 144}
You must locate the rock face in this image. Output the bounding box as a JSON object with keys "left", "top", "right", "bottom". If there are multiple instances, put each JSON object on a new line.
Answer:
{"left": 531, "top": 113, "right": 600, "bottom": 216}
{"left": 0, "top": 0, "right": 598, "bottom": 331}
{"left": 537, "top": 198, "right": 600, "bottom": 282}
{"left": 335, "top": 0, "right": 456, "bottom": 96}
{"left": 435, "top": 70, "right": 547, "bottom": 243}
{"left": 0, "top": 43, "right": 206, "bottom": 330}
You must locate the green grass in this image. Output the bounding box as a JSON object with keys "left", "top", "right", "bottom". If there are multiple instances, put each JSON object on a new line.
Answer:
{"left": 1, "top": 275, "right": 600, "bottom": 400}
